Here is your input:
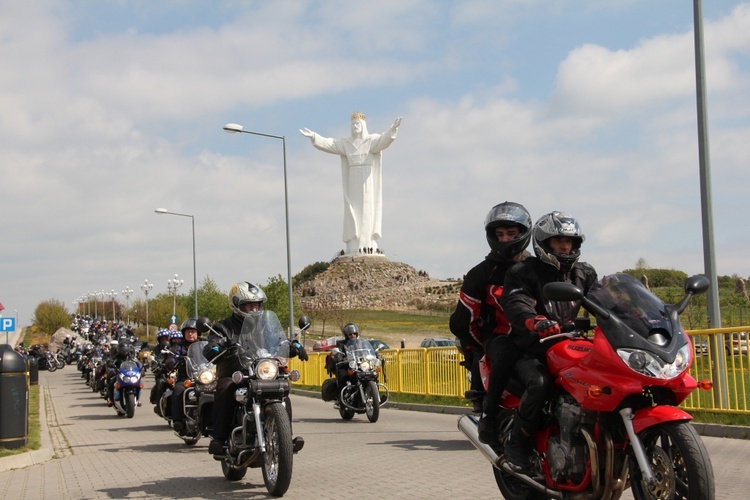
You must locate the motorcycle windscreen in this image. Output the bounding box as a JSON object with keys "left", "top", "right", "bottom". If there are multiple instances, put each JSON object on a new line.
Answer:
{"left": 345, "top": 338, "right": 379, "bottom": 365}
{"left": 120, "top": 360, "right": 140, "bottom": 376}
{"left": 186, "top": 340, "right": 210, "bottom": 378}
{"left": 237, "top": 310, "right": 290, "bottom": 361}
{"left": 588, "top": 273, "right": 674, "bottom": 344}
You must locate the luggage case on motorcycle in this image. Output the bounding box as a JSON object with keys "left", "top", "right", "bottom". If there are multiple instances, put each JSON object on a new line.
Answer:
{"left": 321, "top": 378, "right": 337, "bottom": 401}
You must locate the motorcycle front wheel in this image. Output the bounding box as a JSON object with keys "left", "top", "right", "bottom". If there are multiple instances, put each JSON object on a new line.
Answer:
{"left": 262, "top": 402, "right": 294, "bottom": 497}
{"left": 630, "top": 421, "right": 715, "bottom": 500}
{"left": 221, "top": 459, "right": 247, "bottom": 481}
{"left": 47, "top": 358, "right": 57, "bottom": 372}
{"left": 126, "top": 393, "right": 136, "bottom": 418}
{"left": 364, "top": 380, "right": 380, "bottom": 423}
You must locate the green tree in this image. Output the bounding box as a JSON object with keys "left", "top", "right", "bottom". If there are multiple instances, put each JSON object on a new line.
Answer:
{"left": 177, "top": 276, "right": 231, "bottom": 322}
{"left": 31, "top": 299, "right": 70, "bottom": 335}
{"left": 262, "top": 274, "right": 302, "bottom": 332}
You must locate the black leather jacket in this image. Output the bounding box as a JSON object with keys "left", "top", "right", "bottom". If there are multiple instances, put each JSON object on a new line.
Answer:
{"left": 502, "top": 256, "right": 597, "bottom": 354}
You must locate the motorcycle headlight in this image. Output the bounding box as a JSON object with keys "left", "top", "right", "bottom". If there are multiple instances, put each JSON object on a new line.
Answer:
{"left": 256, "top": 359, "right": 278, "bottom": 380}
{"left": 360, "top": 361, "right": 371, "bottom": 371}
{"left": 617, "top": 345, "right": 691, "bottom": 379}
{"left": 198, "top": 369, "right": 215, "bottom": 385}
{"left": 120, "top": 375, "right": 140, "bottom": 384}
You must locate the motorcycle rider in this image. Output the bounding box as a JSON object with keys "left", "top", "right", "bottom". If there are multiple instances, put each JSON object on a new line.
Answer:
{"left": 168, "top": 319, "right": 201, "bottom": 435}
{"left": 106, "top": 336, "right": 140, "bottom": 407}
{"left": 500, "top": 211, "right": 597, "bottom": 473}
{"left": 149, "top": 329, "right": 173, "bottom": 406}
{"left": 449, "top": 201, "right": 532, "bottom": 444}
{"left": 330, "top": 323, "right": 361, "bottom": 403}
{"left": 203, "top": 281, "right": 308, "bottom": 456}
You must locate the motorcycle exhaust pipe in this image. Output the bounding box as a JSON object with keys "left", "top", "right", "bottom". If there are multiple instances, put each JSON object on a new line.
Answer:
{"left": 457, "top": 414, "right": 501, "bottom": 465}
{"left": 457, "top": 414, "right": 564, "bottom": 500}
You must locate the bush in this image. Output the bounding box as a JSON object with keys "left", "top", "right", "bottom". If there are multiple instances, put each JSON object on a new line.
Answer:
{"left": 621, "top": 268, "right": 687, "bottom": 288}
{"left": 294, "top": 261, "right": 330, "bottom": 286}
{"left": 31, "top": 299, "right": 70, "bottom": 335}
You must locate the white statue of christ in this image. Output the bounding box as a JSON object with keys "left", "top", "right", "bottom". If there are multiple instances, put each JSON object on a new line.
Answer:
{"left": 300, "top": 113, "right": 402, "bottom": 255}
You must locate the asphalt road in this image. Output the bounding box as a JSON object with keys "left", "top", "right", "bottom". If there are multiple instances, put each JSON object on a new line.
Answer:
{"left": 1, "top": 367, "right": 749, "bottom": 499}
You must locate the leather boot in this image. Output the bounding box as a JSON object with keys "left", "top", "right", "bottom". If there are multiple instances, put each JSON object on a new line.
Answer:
{"left": 477, "top": 414, "right": 498, "bottom": 445}
{"left": 504, "top": 415, "right": 534, "bottom": 473}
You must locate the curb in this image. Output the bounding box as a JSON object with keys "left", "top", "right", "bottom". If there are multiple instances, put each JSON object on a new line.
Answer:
{"left": 0, "top": 380, "right": 54, "bottom": 473}
{"left": 291, "top": 388, "right": 750, "bottom": 440}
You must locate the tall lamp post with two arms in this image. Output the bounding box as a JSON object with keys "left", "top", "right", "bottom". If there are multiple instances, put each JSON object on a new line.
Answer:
{"left": 222, "top": 122, "right": 294, "bottom": 332}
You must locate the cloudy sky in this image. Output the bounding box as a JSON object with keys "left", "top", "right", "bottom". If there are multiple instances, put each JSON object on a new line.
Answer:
{"left": 2, "top": 1, "right": 749, "bottom": 326}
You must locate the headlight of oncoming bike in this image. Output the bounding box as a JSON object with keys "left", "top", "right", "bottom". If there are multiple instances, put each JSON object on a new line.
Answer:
{"left": 617, "top": 344, "right": 691, "bottom": 379}
{"left": 360, "top": 361, "right": 371, "bottom": 371}
{"left": 198, "top": 369, "right": 215, "bottom": 385}
{"left": 256, "top": 359, "right": 278, "bottom": 380}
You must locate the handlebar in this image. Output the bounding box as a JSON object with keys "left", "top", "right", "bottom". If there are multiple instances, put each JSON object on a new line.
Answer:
{"left": 539, "top": 330, "right": 587, "bottom": 344}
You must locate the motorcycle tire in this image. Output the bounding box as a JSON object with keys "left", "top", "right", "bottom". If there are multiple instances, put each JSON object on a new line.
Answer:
{"left": 338, "top": 404, "right": 355, "bottom": 420}
{"left": 261, "top": 402, "right": 294, "bottom": 497}
{"left": 126, "top": 393, "right": 136, "bottom": 418}
{"left": 47, "top": 359, "right": 58, "bottom": 373}
{"left": 221, "top": 459, "right": 247, "bottom": 482}
{"left": 182, "top": 435, "right": 200, "bottom": 446}
{"left": 630, "top": 421, "right": 715, "bottom": 500}
{"left": 364, "top": 380, "right": 380, "bottom": 423}
{"left": 492, "top": 410, "right": 546, "bottom": 500}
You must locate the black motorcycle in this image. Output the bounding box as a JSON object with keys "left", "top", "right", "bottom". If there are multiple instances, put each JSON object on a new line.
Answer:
{"left": 196, "top": 313, "right": 308, "bottom": 497}
{"left": 177, "top": 340, "right": 216, "bottom": 445}
{"left": 326, "top": 338, "right": 388, "bottom": 423}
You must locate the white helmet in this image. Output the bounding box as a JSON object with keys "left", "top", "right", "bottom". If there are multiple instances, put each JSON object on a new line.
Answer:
{"left": 229, "top": 282, "right": 267, "bottom": 319}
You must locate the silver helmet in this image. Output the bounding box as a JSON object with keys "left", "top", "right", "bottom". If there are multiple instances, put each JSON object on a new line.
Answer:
{"left": 532, "top": 211, "right": 585, "bottom": 271}
{"left": 229, "top": 282, "right": 267, "bottom": 319}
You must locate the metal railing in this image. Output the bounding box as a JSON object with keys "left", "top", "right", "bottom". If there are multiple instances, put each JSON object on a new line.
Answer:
{"left": 290, "top": 327, "right": 750, "bottom": 415}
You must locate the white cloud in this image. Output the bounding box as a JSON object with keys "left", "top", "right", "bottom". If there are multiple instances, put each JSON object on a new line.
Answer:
{"left": 1, "top": 1, "right": 749, "bottom": 325}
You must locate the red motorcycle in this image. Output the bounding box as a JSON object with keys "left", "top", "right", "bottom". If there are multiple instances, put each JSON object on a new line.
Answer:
{"left": 458, "top": 273, "right": 715, "bottom": 499}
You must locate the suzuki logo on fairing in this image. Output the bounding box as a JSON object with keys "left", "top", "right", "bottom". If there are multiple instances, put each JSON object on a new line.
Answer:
{"left": 563, "top": 372, "right": 590, "bottom": 387}
{"left": 567, "top": 344, "right": 592, "bottom": 353}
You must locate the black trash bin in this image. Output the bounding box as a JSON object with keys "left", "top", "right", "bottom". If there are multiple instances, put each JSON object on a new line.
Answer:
{"left": 28, "top": 356, "right": 39, "bottom": 386}
{"left": 0, "top": 344, "right": 29, "bottom": 449}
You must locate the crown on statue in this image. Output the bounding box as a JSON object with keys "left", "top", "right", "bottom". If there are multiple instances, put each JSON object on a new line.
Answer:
{"left": 351, "top": 112, "right": 366, "bottom": 121}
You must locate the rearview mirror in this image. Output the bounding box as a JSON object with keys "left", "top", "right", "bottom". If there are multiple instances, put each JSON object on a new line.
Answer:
{"left": 196, "top": 317, "right": 212, "bottom": 333}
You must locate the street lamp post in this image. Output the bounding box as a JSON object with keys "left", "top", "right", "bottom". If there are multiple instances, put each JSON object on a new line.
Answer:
{"left": 107, "top": 290, "right": 117, "bottom": 322}
{"left": 155, "top": 208, "right": 198, "bottom": 317}
{"left": 98, "top": 291, "right": 106, "bottom": 322}
{"left": 167, "top": 274, "right": 184, "bottom": 317}
{"left": 223, "top": 122, "right": 294, "bottom": 333}
{"left": 141, "top": 280, "right": 154, "bottom": 338}
{"left": 122, "top": 286, "right": 133, "bottom": 326}
{"left": 90, "top": 292, "right": 97, "bottom": 320}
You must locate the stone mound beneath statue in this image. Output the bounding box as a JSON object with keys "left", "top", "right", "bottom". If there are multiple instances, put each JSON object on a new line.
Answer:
{"left": 297, "top": 257, "right": 459, "bottom": 310}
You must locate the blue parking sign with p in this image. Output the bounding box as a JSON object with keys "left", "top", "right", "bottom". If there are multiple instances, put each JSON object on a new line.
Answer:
{"left": 1, "top": 317, "right": 16, "bottom": 332}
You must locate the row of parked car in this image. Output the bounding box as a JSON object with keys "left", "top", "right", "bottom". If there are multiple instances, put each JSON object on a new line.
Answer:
{"left": 694, "top": 332, "right": 748, "bottom": 356}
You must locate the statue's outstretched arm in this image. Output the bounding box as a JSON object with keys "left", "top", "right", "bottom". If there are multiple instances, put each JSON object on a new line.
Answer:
{"left": 299, "top": 128, "right": 314, "bottom": 138}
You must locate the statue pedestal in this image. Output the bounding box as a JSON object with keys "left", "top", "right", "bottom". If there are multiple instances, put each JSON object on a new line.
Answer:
{"left": 334, "top": 253, "right": 388, "bottom": 263}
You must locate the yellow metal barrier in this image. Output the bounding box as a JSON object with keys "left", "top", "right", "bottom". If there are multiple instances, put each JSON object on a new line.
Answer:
{"left": 684, "top": 327, "right": 749, "bottom": 414}
{"left": 289, "top": 327, "right": 750, "bottom": 415}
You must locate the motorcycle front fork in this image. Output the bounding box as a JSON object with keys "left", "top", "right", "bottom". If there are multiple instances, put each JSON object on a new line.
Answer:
{"left": 619, "top": 407, "right": 656, "bottom": 484}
